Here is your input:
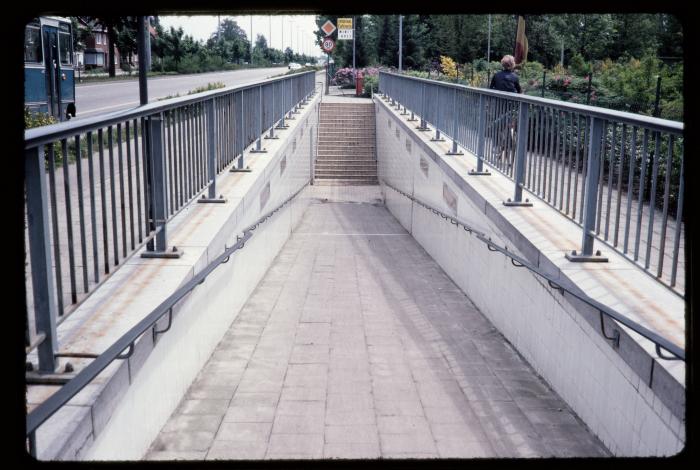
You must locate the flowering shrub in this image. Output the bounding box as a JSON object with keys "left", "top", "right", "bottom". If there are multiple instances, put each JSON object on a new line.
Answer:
{"left": 333, "top": 67, "right": 355, "bottom": 86}
{"left": 440, "top": 55, "right": 458, "bottom": 80}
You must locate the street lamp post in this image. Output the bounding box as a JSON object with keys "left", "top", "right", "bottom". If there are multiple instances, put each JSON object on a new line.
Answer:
{"left": 399, "top": 15, "right": 403, "bottom": 72}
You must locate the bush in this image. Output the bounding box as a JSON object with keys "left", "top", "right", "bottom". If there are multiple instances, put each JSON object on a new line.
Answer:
{"left": 24, "top": 107, "right": 57, "bottom": 129}
{"left": 363, "top": 74, "right": 378, "bottom": 96}
{"left": 440, "top": 55, "right": 458, "bottom": 80}
{"left": 569, "top": 53, "right": 590, "bottom": 76}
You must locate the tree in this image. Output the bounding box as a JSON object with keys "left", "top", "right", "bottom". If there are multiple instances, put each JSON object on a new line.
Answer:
{"left": 253, "top": 34, "right": 268, "bottom": 65}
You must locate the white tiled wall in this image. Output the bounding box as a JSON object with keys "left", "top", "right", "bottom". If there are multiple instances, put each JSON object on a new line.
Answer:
{"left": 84, "top": 95, "right": 320, "bottom": 460}
{"left": 375, "top": 98, "right": 684, "bottom": 457}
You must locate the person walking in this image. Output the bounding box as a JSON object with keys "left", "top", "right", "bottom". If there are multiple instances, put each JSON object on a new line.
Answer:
{"left": 489, "top": 55, "right": 522, "bottom": 170}
{"left": 490, "top": 55, "right": 522, "bottom": 93}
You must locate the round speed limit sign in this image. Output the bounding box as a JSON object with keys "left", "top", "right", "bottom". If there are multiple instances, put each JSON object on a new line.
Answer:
{"left": 322, "top": 37, "right": 335, "bottom": 53}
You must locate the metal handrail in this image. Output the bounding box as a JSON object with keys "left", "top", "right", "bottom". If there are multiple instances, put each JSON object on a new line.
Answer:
{"left": 379, "top": 71, "right": 685, "bottom": 297}
{"left": 379, "top": 71, "right": 683, "bottom": 134}
{"left": 382, "top": 180, "right": 684, "bottom": 363}
{"left": 25, "top": 71, "right": 316, "bottom": 149}
{"left": 26, "top": 180, "right": 310, "bottom": 445}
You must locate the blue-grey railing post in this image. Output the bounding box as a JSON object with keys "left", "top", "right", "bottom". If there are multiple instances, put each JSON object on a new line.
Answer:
{"left": 431, "top": 86, "right": 444, "bottom": 142}
{"left": 267, "top": 83, "right": 279, "bottom": 139}
{"left": 566, "top": 117, "right": 608, "bottom": 262}
{"left": 276, "top": 81, "right": 288, "bottom": 129}
{"left": 199, "top": 99, "right": 226, "bottom": 203}
{"left": 504, "top": 102, "right": 532, "bottom": 206}
{"left": 418, "top": 83, "right": 429, "bottom": 131}
{"left": 141, "top": 113, "right": 182, "bottom": 258}
{"left": 251, "top": 85, "right": 267, "bottom": 153}
{"left": 25, "top": 146, "right": 59, "bottom": 373}
{"left": 231, "top": 90, "right": 252, "bottom": 173}
{"left": 469, "top": 94, "right": 490, "bottom": 175}
{"left": 446, "top": 88, "right": 463, "bottom": 155}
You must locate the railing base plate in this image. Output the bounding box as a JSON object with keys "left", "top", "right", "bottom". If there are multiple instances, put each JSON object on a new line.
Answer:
{"left": 468, "top": 169, "right": 491, "bottom": 176}
{"left": 230, "top": 167, "right": 253, "bottom": 173}
{"left": 250, "top": 149, "right": 268, "bottom": 154}
{"left": 407, "top": 118, "right": 418, "bottom": 122}
{"left": 430, "top": 138, "right": 445, "bottom": 142}
{"left": 264, "top": 135, "right": 280, "bottom": 140}
{"left": 446, "top": 151, "right": 464, "bottom": 156}
{"left": 565, "top": 251, "right": 609, "bottom": 263}
{"left": 198, "top": 197, "right": 227, "bottom": 204}
{"left": 26, "top": 372, "right": 76, "bottom": 385}
{"left": 141, "top": 249, "right": 183, "bottom": 259}
{"left": 503, "top": 199, "right": 533, "bottom": 207}
{"left": 416, "top": 127, "right": 430, "bottom": 132}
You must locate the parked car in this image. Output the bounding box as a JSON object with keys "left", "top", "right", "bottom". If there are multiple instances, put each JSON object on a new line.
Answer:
{"left": 288, "top": 62, "right": 301, "bottom": 70}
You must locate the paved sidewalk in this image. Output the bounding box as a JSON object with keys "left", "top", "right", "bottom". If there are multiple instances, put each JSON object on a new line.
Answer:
{"left": 145, "top": 187, "right": 608, "bottom": 460}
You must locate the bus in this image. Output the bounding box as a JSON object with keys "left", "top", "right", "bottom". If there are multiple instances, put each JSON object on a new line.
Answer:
{"left": 24, "top": 16, "right": 76, "bottom": 121}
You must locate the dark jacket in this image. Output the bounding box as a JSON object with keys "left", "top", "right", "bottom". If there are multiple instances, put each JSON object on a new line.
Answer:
{"left": 490, "top": 70, "right": 522, "bottom": 94}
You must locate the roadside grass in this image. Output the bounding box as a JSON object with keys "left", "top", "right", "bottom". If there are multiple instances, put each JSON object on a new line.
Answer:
{"left": 158, "top": 81, "right": 227, "bottom": 101}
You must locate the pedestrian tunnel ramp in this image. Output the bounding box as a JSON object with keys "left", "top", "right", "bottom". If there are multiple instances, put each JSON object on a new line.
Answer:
{"left": 27, "top": 90, "right": 684, "bottom": 460}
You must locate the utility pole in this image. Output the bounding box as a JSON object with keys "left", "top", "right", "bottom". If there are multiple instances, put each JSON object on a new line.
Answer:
{"left": 560, "top": 39, "right": 564, "bottom": 66}
{"left": 137, "top": 15, "right": 149, "bottom": 105}
{"left": 250, "top": 15, "right": 253, "bottom": 63}
{"left": 269, "top": 15, "right": 272, "bottom": 52}
{"left": 486, "top": 14, "right": 492, "bottom": 86}
{"left": 399, "top": 15, "right": 403, "bottom": 72}
{"left": 217, "top": 15, "right": 220, "bottom": 40}
{"left": 487, "top": 14, "right": 491, "bottom": 64}
{"left": 353, "top": 16, "right": 356, "bottom": 80}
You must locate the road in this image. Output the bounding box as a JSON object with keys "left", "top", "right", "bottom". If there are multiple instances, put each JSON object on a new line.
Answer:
{"left": 74, "top": 67, "right": 287, "bottom": 119}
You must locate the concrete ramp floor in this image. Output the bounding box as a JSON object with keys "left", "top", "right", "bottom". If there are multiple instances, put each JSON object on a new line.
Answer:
{"left": 145, "top": 186, "right": 608, "bottom": 460}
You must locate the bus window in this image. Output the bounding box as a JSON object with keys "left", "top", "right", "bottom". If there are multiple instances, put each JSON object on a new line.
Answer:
{"left": 24, "top": 22, "right": 42, "bottom": 63}
{"left": 58, "top": 23, "right": 72, "bottom": 65}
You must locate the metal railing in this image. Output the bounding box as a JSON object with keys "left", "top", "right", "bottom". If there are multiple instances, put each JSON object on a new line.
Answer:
{"left": 383, "top": 180, "right": 684, "bottom": 364}
{"left": 25, "top": 180, "right": 311, "bottom": 456}
{"left": 379, "top": 71, "right": 685, "bottom": 298}
{"left": 24, "top": 71, "right": 316, "bottom": 373}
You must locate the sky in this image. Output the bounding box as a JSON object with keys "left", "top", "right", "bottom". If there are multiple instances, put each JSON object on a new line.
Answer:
{"left": 159, "top": 15, "right": 322, "bottom": 57}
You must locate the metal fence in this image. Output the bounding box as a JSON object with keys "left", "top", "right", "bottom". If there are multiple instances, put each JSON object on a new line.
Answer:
{"left": 379, "top": 71, "right": 684, "bottom": 298}
{"left": 24, "top": 71, "right": 316, "bottom": 373}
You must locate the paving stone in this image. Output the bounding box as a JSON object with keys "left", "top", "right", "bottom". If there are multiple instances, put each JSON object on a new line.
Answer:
{"left": 325, "top": 409, "right": 376, "bottom": 425}
{"left": 289, "top": 344, "right": 330, "bottom": 364}
{"left": 267, "top": 434, "right": 324, "bottom": 457}
{"left": 324, "top": 442, "right": 381, "bottom": 459}
{"left": 162, "top": 414, "right": 222, "bottom": 433}
{"left": 205, "top": 440, "right": 267, "bottom": 460}
{"left": 150, "top": 431, "right": 216, "bottom": 452}
{"left": 230, "top": 392, "right": 280, "bottom": 407}
{"left": 375, "top": 399, "right": 425, "bottom": 417}
{"left": 187, "top": 385, "right": 237, "bottom": 401}
{"left": 146, "top": 450, "right": 208, "bottom": 460}
{"left": 327, "top": 392, "right": 374, "bottom": 412}
{"left": 223, "top": 404, "right": 276, "bottom": 423}
{"left": 272, "top": 414, "right": 326, "bottom": 434}
{"left": 148, "top": 198, "right": 608, "bottom": 460}
{"left": 378, "top": 416, "right": 432, "bottom": 435}
{"left": 215, "top": 422, "right": 272, "bottom": 442}
{"left": 379, "top": 433, "right": 437, "bottom": 455}
{"left": 277, "top": 400, "right": 326, "bottom": 417}
{"left": 280, "top": 386, "right": 327, "bottom": 402}
{"left": 325, "top": 424, "right": 379, "bottom": 444}
{"left": 435, "top": 439, "right": 495, "bottom": 458}
{"left": 179, "top": 399, "right": 230, "bottom": 416}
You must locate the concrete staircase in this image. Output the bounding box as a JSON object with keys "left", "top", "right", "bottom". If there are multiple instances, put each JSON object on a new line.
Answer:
{"left": 315, "top": 102, "right": 378, "bottom": 185}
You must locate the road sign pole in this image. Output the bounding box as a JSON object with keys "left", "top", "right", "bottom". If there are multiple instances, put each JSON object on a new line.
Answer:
{"left": 353, "top": 16, "right": 356, "bottom": 83}
{"left": 325, "top": 52, "right": 330, "bottom": 95}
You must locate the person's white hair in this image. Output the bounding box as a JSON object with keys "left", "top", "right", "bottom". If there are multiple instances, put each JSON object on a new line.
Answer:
{"left": 501, "top": 55, "right": 515, "bottom": 70}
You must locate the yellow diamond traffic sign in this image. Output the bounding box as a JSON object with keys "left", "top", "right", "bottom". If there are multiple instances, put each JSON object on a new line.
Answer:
{"left": 321, "top": 20, "right": 336, "bottom": 36}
